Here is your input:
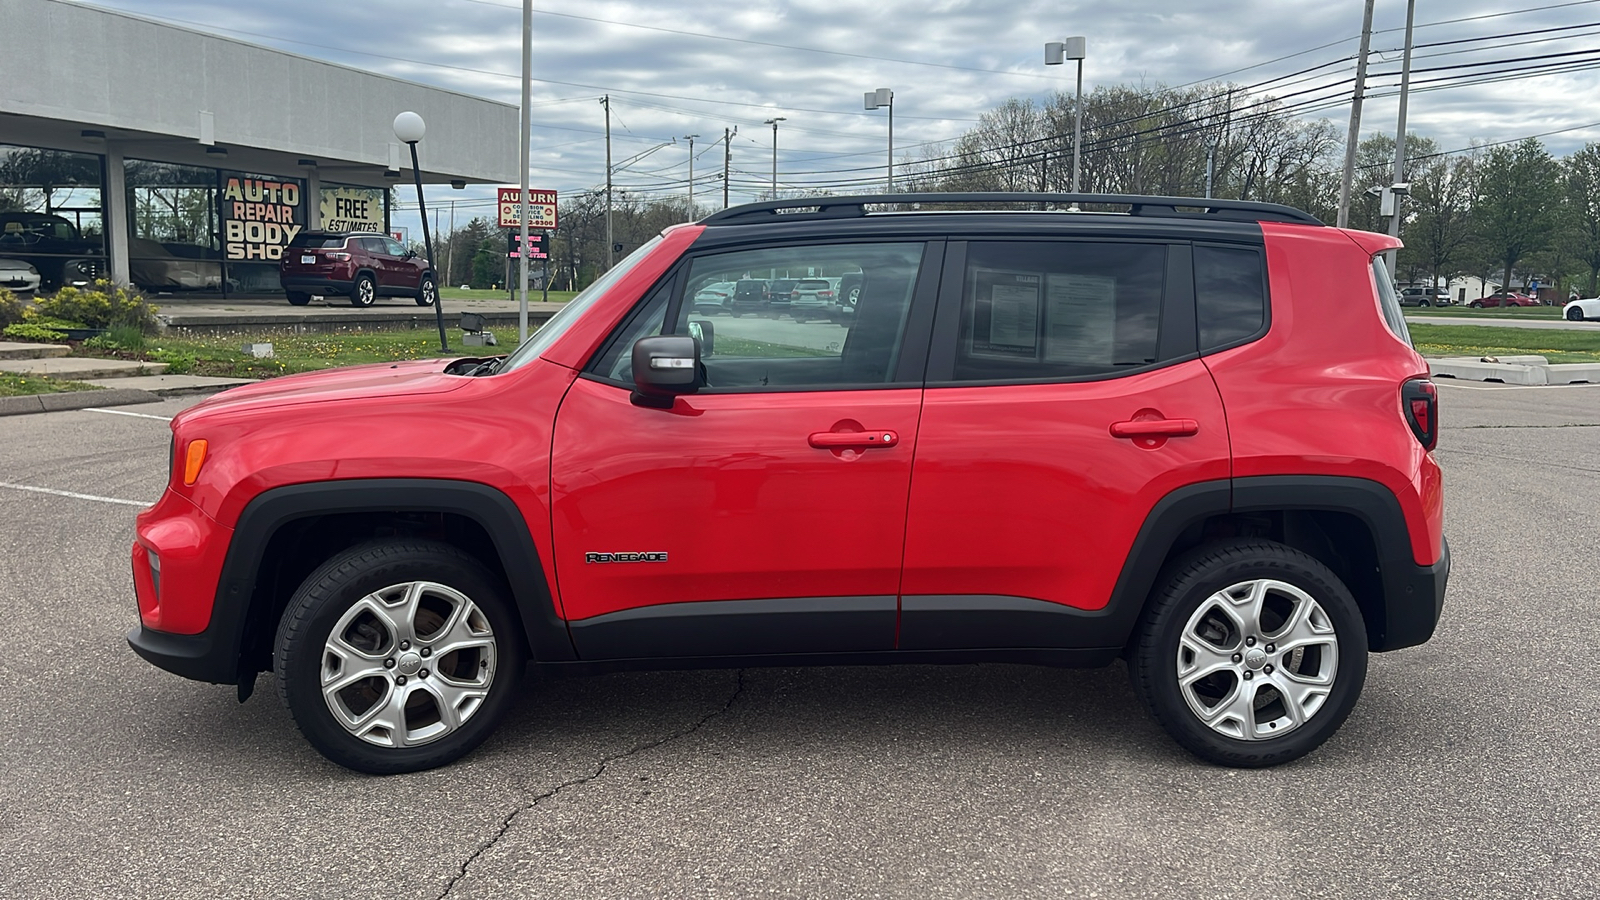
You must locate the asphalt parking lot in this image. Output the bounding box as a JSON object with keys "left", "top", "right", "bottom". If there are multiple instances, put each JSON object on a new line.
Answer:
{"left": 2, "top": 381, "right": 1598, "bottom": 899}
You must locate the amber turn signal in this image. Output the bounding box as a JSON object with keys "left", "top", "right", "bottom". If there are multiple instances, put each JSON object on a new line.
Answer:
{"left": 183, "top": 439, "right": 208, "bottom": 485}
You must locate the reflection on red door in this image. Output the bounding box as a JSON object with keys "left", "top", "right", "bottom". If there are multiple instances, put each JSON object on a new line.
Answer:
{"left": 549, "top": 377, "right": 924, "bottom": 621}
{"left": 901, "top": 360, "right": 1231, "bottom": 611}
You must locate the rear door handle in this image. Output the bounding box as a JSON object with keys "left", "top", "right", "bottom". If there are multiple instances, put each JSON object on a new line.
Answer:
{"left": 1110, "top": 418, "right": 1199, "bottom": 438}
{"left": 809, "top": 430, "right": 899, "bottom": 449}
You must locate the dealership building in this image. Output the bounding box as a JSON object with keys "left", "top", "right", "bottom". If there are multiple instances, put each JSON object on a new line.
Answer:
{"left": 0, "top": 0, "right": 517, "bottom": 296}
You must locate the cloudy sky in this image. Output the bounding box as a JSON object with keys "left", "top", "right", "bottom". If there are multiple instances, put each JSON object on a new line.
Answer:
{"left": 66, "top": 0, "right": 1600, "bottom": 233}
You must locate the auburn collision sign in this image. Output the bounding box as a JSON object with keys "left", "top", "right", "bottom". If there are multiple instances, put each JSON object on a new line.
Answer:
{"left": 498, "top": 188, "right": 558, "bottom": 230}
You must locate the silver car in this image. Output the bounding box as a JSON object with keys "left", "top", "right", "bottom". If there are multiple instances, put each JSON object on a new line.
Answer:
{"left": 0, "top": 257, "right": 42, "bottom": 294}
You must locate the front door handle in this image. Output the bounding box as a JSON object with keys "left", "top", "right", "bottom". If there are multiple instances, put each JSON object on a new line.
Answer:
{"left": 809, "top": 430, "right": 898, "bottom": 449}
{"left": 1110, "top": 418, "right": 1199, "bottom": 438}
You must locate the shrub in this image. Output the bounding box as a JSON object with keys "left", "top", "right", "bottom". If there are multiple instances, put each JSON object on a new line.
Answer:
{"left": 3, "top": 322, "right": 68, "bottom": 342}
{"left": 0, "top": 288, "right": 25, "bottom": 328}
{"left": 84, "top": 324, "right": 146, "bottom": 352}
{"left": 30, "top": 280, "right": 159, "bottom": 332}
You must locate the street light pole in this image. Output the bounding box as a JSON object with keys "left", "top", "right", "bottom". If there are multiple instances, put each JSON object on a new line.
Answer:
{"left": 864, "top": 88, "right": 894, "bottom": 192}
{"left": 1045, "top": 37, "right": 1088, "bottom": 197}
{"left": 1387, "top": 0, "right": 1417, "bottom": 275}
{"left": 683, "top": 134, "right": 699, "bottom": 221}
{"left": 602, "top": 94, "right": 613, "bottom": 269}
{"left": 764, "top": 117, "right": 785, "bottom": 200}
{"left": 393, "top": 111, "right": 447, "bottom": 352}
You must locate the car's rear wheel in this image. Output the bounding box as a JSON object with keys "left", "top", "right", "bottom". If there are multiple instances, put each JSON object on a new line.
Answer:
{"left": 1129, "top": 540, "right": 1367, "bottom": 768}
{"left": 1568, "top": 307, "right": 1585, "bottom": 322}
{"left": 416, "top": 274, "right": 437, "bottom": 307}
{"left": 286, "top": 291, "right": 312, "bottom": 307}
{"left": 350, "top": 273, "right": 377, "bottom": 308}
{"left": 275, "top": 540, "right": 524, "bottom": 774}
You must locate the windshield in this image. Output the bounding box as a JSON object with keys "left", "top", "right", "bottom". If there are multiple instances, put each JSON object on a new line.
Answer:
{"left": 496, "top": 235, "right": 664, "bottom": 373}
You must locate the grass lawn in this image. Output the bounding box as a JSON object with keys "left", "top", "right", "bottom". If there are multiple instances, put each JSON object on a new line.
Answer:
{"left": 74, "top": 328, "right": 527, "bottom": 379}
{"left": 440, "top": 286, "right": 577, "bottom": 303}
{"left": 0, "top": 374, "right": 102, "bottom": 396}
{"left": 1408, "top": 324, "right": 1600, "bottom": 363}
{"left": 1405, "top": 305, "right": 1565, "bottom": 319}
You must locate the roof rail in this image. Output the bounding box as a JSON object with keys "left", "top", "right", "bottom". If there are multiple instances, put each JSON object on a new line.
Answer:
{"left": 699, "top": 192, "right": 1324, "bottom": 226}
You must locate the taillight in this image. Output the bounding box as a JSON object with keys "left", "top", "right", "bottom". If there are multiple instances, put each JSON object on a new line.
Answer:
{"left": 1402, "top": 378, "right": 1437, "bottom": 450}
{"left": 819, "top": 290, "right": 834, "bottom": 298}
{"left": 327, "top": 251, "right": 351, "bottom": 261}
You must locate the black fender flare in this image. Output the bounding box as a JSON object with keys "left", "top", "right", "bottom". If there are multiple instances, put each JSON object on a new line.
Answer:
{"left": 213, "top": 479, "right": 574, "bottom": 682}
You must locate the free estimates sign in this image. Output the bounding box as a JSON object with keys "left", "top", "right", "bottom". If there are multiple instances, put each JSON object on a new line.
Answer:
{"left": 498, "top": 188, "right": 557, "bottom": 229}
{"left": 222, "top": 176, "right": 304, "bottom": 260}
{"left": 320, "top": 186, "right": 385, "bottom": 232}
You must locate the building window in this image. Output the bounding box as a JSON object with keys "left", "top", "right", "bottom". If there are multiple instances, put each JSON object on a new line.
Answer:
{"left": 0, "top": 143, "right": 108, "bottom": 290}
{"left": 125, "top": 159, "right": 222, "bottom": 293}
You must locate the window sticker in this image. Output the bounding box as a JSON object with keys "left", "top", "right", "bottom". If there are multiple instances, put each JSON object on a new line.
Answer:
{"left": 967, "top": 268, "right": 1042, "bottom": 359}
{"left": 1043, "top": 273, "right": 1117, "bottom": 365}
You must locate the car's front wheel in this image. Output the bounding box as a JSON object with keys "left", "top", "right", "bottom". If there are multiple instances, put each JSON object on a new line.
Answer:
{"left": 1469, "top": 301, "right": 1483, "bottom": 308}
{"left": 1129, "top": 540, "right": 1367, "bottom": 768}
{"left": 350, "top": 273, "right": 377, "bottom": 308}
{"left": 415, "top": 275, "right": 437, "bottom": 307}
{"left": 275, "top": 540, "right": 525, "bottom": 774}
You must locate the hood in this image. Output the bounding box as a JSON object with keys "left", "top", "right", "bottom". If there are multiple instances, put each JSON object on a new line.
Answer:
{"left": 178, "top": 358, "right": 469, "bottom": 421}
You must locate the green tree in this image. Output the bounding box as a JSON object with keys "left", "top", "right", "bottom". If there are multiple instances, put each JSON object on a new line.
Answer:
{"left": 1474, "top": 138, "right": 1561, "bottom": 292}
{"left": 1401, "top": 151, "right": 1477, "bottom": 289}
{"left": 1562, "top": 143, "right": 1600, "bottom": 296}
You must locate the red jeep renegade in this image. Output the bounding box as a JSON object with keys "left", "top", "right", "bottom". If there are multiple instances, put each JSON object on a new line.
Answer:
{"left": 129, "top": 193, "right": 1448, "bottom": 774}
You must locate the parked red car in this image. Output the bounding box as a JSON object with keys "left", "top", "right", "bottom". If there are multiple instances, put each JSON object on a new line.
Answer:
{"left": 1469, "top": 291, "right": 1538, "bottom": 308}
{"left": 279, "top": 231, "right": 437, "bottom": 308}
{"left": 131, "top": 192, "right": 1448, "bottom": 774}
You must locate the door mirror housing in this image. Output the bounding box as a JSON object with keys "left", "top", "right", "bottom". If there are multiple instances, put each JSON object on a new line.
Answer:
{"left": 403, "top": 249, "right": 418, "bottom": 260}
{"left": 631, "top": 334, "right": 701, "bottom": 406}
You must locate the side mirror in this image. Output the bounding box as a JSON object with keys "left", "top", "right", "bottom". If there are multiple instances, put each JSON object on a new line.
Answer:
{"left": 687, "top": 319, "right": 714, "bottom": 357}
{"left": 403, "top": 249, "right": 417, "bottom": 259}
{"left": 631, "top": 334, "right": 701, "bottom": 406}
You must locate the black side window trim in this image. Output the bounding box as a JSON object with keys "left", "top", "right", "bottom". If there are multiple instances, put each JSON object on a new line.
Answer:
{"left": 583, "top": 265, "right": 685, "bottom": 383}
{"left": 924, "top": 237, "right": 1193, "bottom": 386}
{"left": 1193, "top": 241, "right": 1272, "bottom": 355}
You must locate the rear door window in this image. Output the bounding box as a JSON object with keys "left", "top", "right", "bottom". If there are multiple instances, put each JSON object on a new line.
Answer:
{"left": 947, "top": 240, "right": 1166, "bottom": 382}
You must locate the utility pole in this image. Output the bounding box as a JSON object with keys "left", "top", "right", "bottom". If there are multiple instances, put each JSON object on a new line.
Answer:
{"left": 723, "top": 127, "right": 732, "bottom": 208}
{"left": 603, "top": 95, "right": 613, "bottom": 269}
{"left": 764, "top": 117, "right": 785, "bottom": 200}
{"left": 683, "top": 134, "right": 699, "bottom": 221}
{"left": 1387, "top": 0, "right": 1417, "bottom": 274}
{"left": 1336, "top": 0, "right": 1376, "bottom": 229}
{"left": 518, "top": 0, "right": 532, "bottom": 343}
{"left": 445, "top": 199, "right": 456, "bottom": 287}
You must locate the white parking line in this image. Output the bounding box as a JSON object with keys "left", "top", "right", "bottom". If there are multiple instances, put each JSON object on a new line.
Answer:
{"left": 83, "top": 408, "right": 173, "bottom": 421}
{"left": 0, "top": 481, "right": 150, "bottom": 507}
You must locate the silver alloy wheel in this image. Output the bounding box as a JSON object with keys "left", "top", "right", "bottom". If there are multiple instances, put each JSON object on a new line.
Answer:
{"left": 420, "top": 278, "right": 436, "bottom": 305}
{"left": 357, "top": 277, "right": 375, "bottom": 305}
{"left": 1175, "top": 578, "right": 1338, "bottom": 741}
{"left": 320, "top": 580, "right": 497, "bottom": 748}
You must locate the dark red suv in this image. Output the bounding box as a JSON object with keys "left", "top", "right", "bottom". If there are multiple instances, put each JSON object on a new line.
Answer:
{"left": 130, "top": 193, "right": 1448, "bottom": 774}
{"left": 279, "top": 231, "right": 437, "bottom": 308}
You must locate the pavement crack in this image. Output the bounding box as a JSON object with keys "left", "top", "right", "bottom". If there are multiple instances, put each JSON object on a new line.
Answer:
{"left": 434, "top": 669, "right": 746, "bottom": 900}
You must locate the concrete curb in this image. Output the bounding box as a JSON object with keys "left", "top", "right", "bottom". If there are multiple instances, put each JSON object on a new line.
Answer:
{"left": 0, "top": 387, "right": 161, "bottom": 417}
{"left": 1428, "top": 356, "right": 1600, "bottom": 385}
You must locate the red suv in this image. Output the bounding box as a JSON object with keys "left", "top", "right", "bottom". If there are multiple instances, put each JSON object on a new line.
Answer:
{"left": 1469, "top": 291, "right": 1537, "bottom": 308}
{"left": 279, "top": 231, "right": 437, "bottom": 308}
{"left": 130, "top": 193, "right": 1448, "bottom": 774}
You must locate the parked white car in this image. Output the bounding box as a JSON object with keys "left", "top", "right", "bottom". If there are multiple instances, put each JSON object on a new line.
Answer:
{"left": 0, "top": 257, "right": 42, "bottom": 294}
{"left": 1563, "top": 296, "right": 1600, "bottom": 322}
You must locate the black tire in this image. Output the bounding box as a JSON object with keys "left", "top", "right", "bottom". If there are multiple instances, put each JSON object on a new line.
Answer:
{"left": 286, "top": 290, "right": 312, "bottom": 307}
{"left": 1568, "top": 307, "right": 1586, "bottom": 322}
{"left": 275, "top": 540, "right": 526, "bottom": 774}
{"left": 1419, "top": 299, "right": 1431, "bottom": 307}
{"left": 1469, "top": 301, "right": 1483, "bottom": 309}
{"left": 415, "top": 274, "right": 437, "bottom": 307}
{"left": 1128, "top": 540, "right": 1368, "bottom": 768}
{"left": 350, "top": 273, "right": 377, "bottom": 308}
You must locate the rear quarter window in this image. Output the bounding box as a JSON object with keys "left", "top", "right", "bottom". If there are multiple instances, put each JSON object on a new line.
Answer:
{"left": 1370, "top": 256, "right": 1411, "bottom": 342}
{"left": 1194, "top": 245, "right": 1267, "bottom": 352}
